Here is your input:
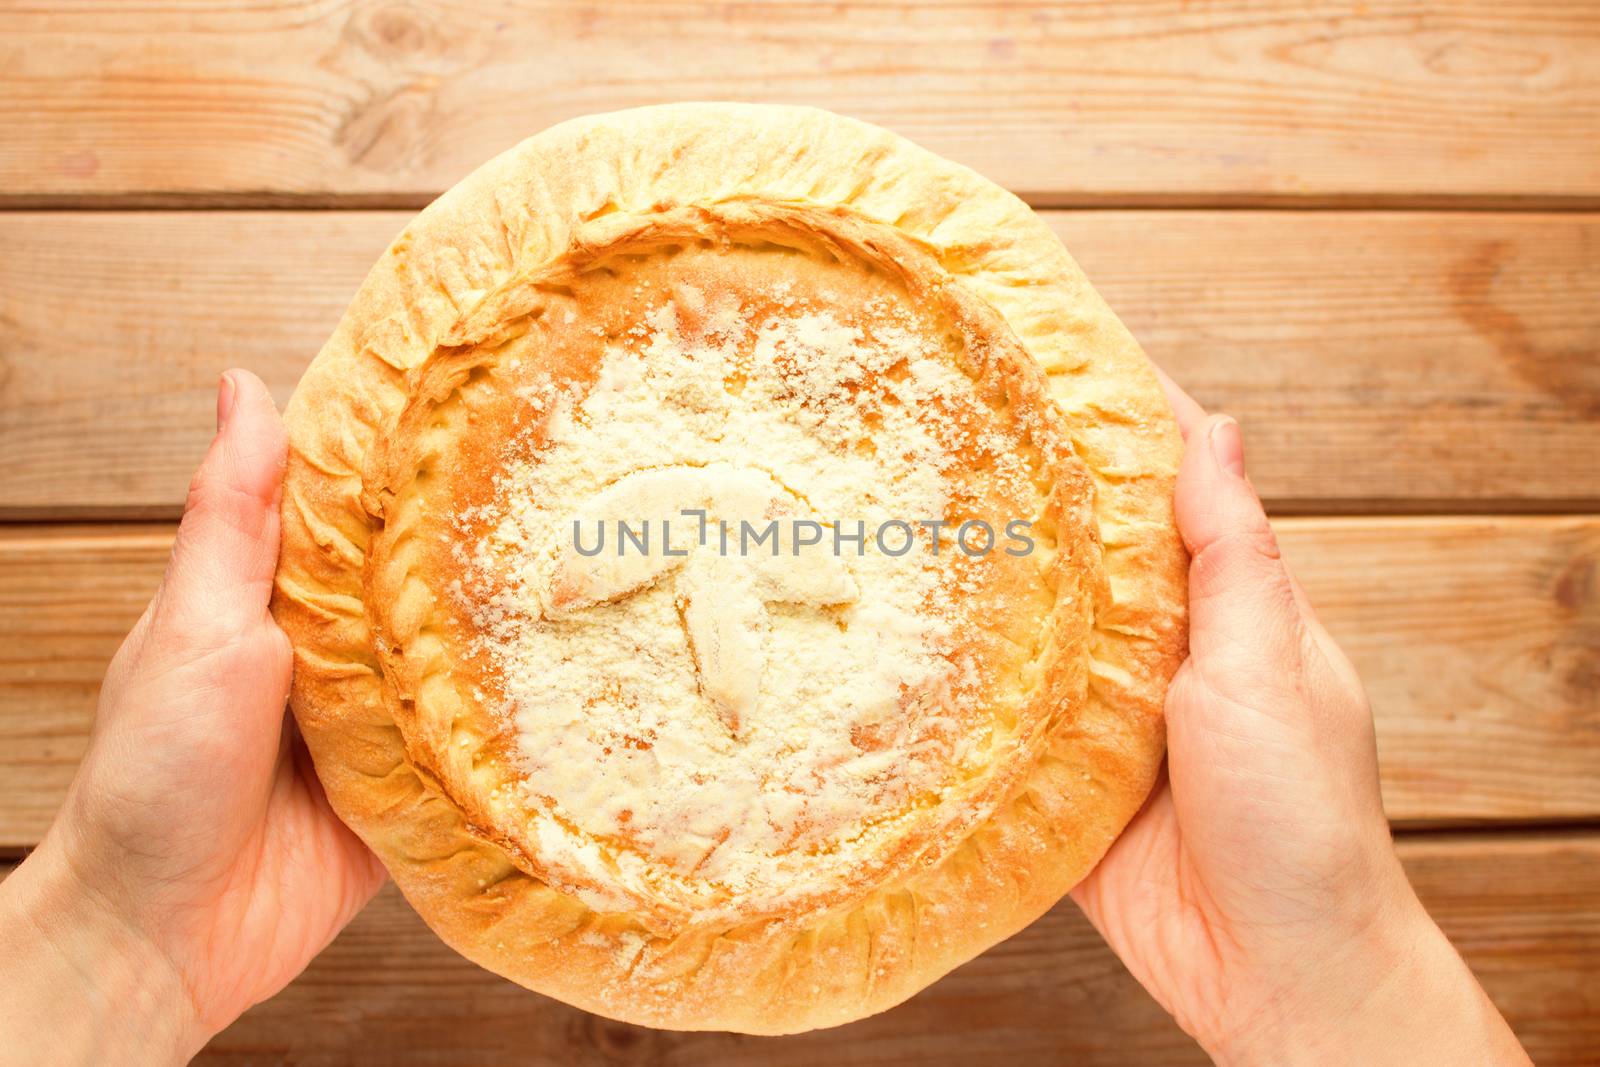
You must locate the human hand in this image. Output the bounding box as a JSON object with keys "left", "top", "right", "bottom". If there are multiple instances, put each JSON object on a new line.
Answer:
{"left": 1071, "top": 374, "right": 1528, "bottom": 1064}
{"left": 0, "top": 372, "right": 386, "bottom": 1065}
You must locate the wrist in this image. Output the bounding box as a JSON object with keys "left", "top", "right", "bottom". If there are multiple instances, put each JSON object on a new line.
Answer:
{"left": 1207, "top": 886, "right": 1431, "bottom": 1066}
{"left": 1208, "top": 888, "right": 1527, "bottom": 1066}
{"left": 0, "top": 841, "right": 208, "bottom": 1065}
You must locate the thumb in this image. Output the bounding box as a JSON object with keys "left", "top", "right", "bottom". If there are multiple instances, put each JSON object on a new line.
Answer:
{"left": 1174, "top": 416, "right": 1307, "bottom": 697}
{"left": 151, "top": 371, "right": 287, "bottom": 644}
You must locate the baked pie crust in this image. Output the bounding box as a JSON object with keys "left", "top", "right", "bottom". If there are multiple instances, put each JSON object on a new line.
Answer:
{"left": 273, "top": 103, "right": 1186, "bottom": 1033}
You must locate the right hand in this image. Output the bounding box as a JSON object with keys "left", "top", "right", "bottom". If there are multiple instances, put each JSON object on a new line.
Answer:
{"left": 1071, "top": 372, "right": 1529, "bottom": 1065}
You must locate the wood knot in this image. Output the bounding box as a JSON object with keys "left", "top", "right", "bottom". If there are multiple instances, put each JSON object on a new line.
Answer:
{"left": 571, "top": 1010, "right": 661, "bottom": 1061}
{"left": 1553, "top": 554, "right": 1595, "bottom": 615}
{"left": 1449, "top": 239, "right": 1600, "bottom": 419}
{"left": 345, "top": 2, "right": 443, "bottom": 62}
{"left": 331, "top": 2, "right": 470, "bottom": 169}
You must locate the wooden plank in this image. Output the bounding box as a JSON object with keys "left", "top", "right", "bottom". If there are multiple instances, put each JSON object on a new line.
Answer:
{"left": 2, "top": 210, "right": 1597, "bottom": 517}
{"left": 0, "top": 211, "right": 386, "bottom": 519}
{"left": 1275, "top": 518, "right": 1600, "bottom": 827}
{"left": 1068, "top": 211, "right": 1600, "bottom": 513}
{"left": 2, "top": 836, "right": 1591, "bottom": 1063}
{"left": 192, "top": 834, "right": 1600, "bottom": 1063}
{"left": 2, "top": 836, "right": 1593, "bottom": 1063}
{"left": 1, "top": 518, "right": 1595, "bottom": 848}
{"left": 1, "top": 2, "right": 1597, "bottom": 207}
{"left": 0, "top": 527, "right": 172, "bottom": 845}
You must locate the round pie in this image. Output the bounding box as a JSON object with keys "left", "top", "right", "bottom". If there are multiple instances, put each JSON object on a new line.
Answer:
{"left": 273, "top": 103, "right": 1186, "bottom": 1034}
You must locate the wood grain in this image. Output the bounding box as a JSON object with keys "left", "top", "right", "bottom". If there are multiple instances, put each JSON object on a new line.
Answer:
{"left": 1067, "top": 211, "right": 1600, "bottom": 512}
{"left": 1275, "top": 518, "right": 1600, "bottom": 826}
{"left": 0, "top": 527, "right": 171, "bottom": 846}
{"left": 4, "top": 825, "right": 1593, "bottom": 1062}
{"left": 2, "top": 2, "right": 1592, "bottom": 1060}
{"left": 1, "top": 2, "right": 1598, "bottom": 207}
{"left": 2, "top": 210, "right": 1597, "bottom": 518}
{"left": 1, "top": 518, "right": 1595, "bottom": 848}
{"left": 174, "top": 832, "right": 1593, "bottom": 1064}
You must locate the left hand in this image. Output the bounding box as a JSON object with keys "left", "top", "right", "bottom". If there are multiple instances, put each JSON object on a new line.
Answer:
{"left": 0, "top": 371, "right": 386, "bottom": 1065}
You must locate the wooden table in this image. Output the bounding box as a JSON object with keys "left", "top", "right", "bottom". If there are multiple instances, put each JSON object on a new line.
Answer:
{"left": 2, "top": 3, "right": 1597, "bottom": 1063}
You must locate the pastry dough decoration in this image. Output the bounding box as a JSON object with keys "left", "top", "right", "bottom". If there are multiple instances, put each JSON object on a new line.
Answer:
{"left": 538, "top": 463, "right": 862, "bottom": 737}
{"left": 273, "top": 104, "right": 1187, "bottom": 1033}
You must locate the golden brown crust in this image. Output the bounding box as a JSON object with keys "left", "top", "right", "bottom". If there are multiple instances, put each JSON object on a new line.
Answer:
{"left": 272, "top": 103, "right": 1186, "bottom": 1034}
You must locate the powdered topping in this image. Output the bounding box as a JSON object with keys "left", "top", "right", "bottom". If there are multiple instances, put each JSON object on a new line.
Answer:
{"left": 456, "top": 250, "right": 1038, "bottom": 915}
{"left": 541, "top": 463, "right": 860, "bottom": 735}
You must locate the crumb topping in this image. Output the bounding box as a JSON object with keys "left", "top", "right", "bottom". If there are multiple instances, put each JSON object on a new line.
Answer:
{"left": 452, "top": 248, "right": 1042, "bottom": 912}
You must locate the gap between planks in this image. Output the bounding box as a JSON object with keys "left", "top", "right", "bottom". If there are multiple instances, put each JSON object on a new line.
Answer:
{"left": 3, "top": 824, "right": 1596, "bottom": 863}
{"left": 11, "top": 501, "right": 1600, "bottom": 524}
{"left": 6, "top": 193, "right": 1600, "bottom": 214}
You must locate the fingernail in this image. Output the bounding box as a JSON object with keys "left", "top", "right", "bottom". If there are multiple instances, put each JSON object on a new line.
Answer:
{"left": 1209, "top": 416, "right": 1246, "bottom": 479}
{"left": 217, "top": 373, "right": 238, "bottom": 432}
